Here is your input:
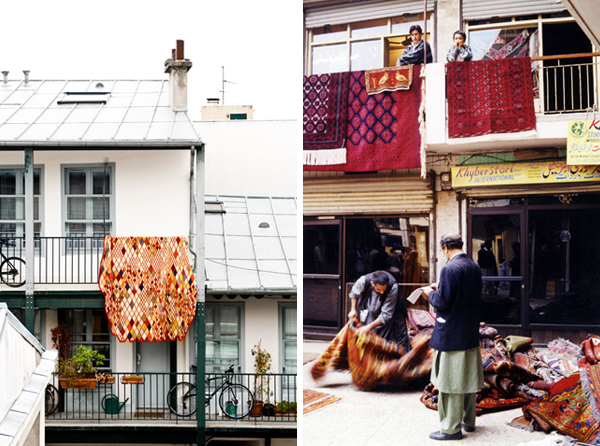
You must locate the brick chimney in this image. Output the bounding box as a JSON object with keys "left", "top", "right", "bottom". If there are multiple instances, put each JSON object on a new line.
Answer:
{"left": 164, "top": 40, "right": 193, "bottom": 111}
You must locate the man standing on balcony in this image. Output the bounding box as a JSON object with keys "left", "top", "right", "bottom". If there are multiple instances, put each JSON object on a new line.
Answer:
{"left": 423, "top": 234, "right": 483, "bottom": 441}
{"left": 347, "top": 270, "right": 410, "bottom": 352}
{"left": 396, "top": 24, "right": 433, "bottom": 66}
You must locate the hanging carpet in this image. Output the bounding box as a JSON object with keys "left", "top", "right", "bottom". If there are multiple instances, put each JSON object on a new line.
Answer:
{"left": 303, "top": 72, "right": 350, "bottom": 166}
{"left": 304, "top": 66, "right": 423, "bottom": 172}
{"left": 446, "top": 57, "right": 536, "bottom": 138}
{"left": 365, "top": 66, "right": 413, "bottom": 95}
{"left": 98, "top": 236, "right": 197, "bottom": 342}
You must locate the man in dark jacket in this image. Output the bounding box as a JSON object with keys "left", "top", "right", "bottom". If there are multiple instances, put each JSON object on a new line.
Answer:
{"left": 348, "top": 270, "right": 410, "bottom": 352}
{"left": 396, "top": 24, "right": 433, "bottom": 66}
{"left": 424, "top": 234, "right": 483, "bottom": 441}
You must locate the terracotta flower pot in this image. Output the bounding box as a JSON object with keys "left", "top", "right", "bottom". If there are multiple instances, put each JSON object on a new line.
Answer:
{"left": 248, "top": 400, "right": 263, "bottom": 417}
{"left": 59, "top": 378, "right": 98, "bottom": 389}
{"left": 122, "top": 375, "right": 144, "bottom": 384}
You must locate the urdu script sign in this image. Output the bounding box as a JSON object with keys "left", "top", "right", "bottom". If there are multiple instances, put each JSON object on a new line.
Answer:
{"left": 567, "top": 119, "right": 600, "bottom": 165}
{"left": 451, "top": 161, "right": 600, "bottom": 188}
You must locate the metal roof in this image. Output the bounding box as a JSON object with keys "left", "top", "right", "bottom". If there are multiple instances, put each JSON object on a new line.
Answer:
{"left": 205, "top": 195, "right": 297, "bottom": 295}
{"left": 0, "top": 79, "right": 200, "bottom": 147}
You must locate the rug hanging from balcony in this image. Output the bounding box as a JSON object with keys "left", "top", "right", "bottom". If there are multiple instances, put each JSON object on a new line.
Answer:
{"left": 98, "top": 236, "right": 197, "bottom": 342}
{"left": 304, "top": 66, "right": 423, "bottom": 172}
{"left": 365, "top": 66, "right": 413, "bottom": 94}
{"left": 303, "top": 72, "right": 350, "bottom": 166}
{"left": 310, "top": 312, "right": 433, "bottom": 391}
{"left": 446, "top": 57, "right": 536, "bottom": 138}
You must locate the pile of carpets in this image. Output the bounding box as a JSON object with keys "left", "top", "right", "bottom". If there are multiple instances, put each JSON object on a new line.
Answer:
{"left": 310, "top": 309, "right": 435, "bottom": 390}
{"left": 510, "top": 334, "right": 600, "bottom": 445}
{"left": 421, "top": 326, "right": 571, "bottom": 415}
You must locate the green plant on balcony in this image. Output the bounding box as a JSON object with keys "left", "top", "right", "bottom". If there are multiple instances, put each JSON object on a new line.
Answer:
{"left": 275, "top": 401, "right": 297, "bottom": 414}
{"left": 57, "top": 345, "right": 106, "bottom": 389}
{"left": 251, "top": 339, "right": 273, "bottom": 404}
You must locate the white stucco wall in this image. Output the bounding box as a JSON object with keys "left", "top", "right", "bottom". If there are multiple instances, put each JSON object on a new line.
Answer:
{"left": 0, "top": 149, "right": 191, "bottom": 237}
{"left": 244, "top": 298, "right": 282, "bottom": 373}
{"left": 195, "top": 120, "right": 298, "bottom": 197}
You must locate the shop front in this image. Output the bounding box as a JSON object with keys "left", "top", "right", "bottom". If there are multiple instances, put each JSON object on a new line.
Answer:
{"left": 453, "top": 161, "right": 600, "bottom": 343}
{"left": 303, "top": 174, "right": 434, "bottom": 340}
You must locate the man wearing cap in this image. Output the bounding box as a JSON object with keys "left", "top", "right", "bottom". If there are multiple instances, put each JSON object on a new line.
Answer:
{"left": 423, "top": 234, "right": 483, "bottom": 441}
{"left": 396, "top": 24, "right": 433, "bottom": 66}
{"left": 348, "top": 270, "right": 410, "bottom": 352}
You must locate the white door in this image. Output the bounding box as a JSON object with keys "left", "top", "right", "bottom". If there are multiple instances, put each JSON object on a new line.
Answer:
{"left": 135, "top": 341, "right": 170, "bottom": 410}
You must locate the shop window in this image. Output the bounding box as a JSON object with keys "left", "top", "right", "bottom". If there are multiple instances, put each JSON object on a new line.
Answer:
{"left": 206, "top": 303, "right": 243, "bottom": 373}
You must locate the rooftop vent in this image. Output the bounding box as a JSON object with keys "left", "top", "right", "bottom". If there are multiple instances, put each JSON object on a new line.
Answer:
{"left": 57, "top": 91, "right": 110, "bottom": 105}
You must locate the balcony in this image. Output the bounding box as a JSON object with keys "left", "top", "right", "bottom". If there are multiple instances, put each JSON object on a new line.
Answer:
{"left": 45, "top": 371, "right": 297, "bottom": 426}
{"left": 426, "top": 54, "right": 599, "bottom": 154}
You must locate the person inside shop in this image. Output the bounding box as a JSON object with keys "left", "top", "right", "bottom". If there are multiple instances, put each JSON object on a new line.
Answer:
{"left": 347, "top": 270, "right": 410, "bottom": 352}
{"left": 423, "top": 234, "right": 484, "bottom": 441}
{"left": 478, "top": 239, "right": 498, "bottom": 295}
{"left": 446, "top": 30, "right": 473, "bottom": 63}
{"left": 396, "top": 24, "right": 433, "bottom": 66}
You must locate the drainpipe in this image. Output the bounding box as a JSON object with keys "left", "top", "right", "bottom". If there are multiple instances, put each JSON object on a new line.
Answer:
{"left": 24, "top": 148, "right": 34, "bottom": 333}
{"left": 195, "top": 143, "right": 206, "bottom": 446}
{"left": 189, "top": 147, "right": 197, "bottom": 270}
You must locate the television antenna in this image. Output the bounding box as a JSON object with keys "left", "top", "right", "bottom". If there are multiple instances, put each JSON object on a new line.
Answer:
{"left": 220, "top": 66, "right": 236, "bottom": 105}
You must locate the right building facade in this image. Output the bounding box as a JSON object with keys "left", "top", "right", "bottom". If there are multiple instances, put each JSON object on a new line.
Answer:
{"left": 303, "top": 0, "right": 600, "bottom": 344}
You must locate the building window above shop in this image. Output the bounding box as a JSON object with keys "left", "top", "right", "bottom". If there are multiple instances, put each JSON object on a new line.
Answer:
{"left": 308, "top": 15, "right": 431, "bottom": 74}
{"left": 206, "top": 303, "right": 243, "bottom": 373}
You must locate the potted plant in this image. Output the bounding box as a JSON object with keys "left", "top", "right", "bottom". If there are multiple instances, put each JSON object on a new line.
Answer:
{"left": 249, "top": 340, "right": 272, "bottom": 417}
{"left": 57, "top": 345, "right": 106, "bottom": 389}
{"left": 275, "top": 401, "right": 297, "bottom": 416}
{"left": 122, "top": 375, "right": 144, "bottom": 384}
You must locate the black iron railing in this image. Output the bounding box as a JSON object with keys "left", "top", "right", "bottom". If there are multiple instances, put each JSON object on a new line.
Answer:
{"left": 0, "top": 236, "right": 104, "bottom": 285}
{"left": 45, "top": 371, "right": 297, "bottom": 423}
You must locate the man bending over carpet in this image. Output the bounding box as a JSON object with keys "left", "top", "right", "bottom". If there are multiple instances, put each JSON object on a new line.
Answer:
{"left": 348, "top": 270, "right": 410, "bottom": 352}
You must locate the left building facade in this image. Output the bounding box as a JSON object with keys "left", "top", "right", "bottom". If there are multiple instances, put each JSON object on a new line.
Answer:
{"left": 0, "top": 43, "right": 295, "bottom": 445}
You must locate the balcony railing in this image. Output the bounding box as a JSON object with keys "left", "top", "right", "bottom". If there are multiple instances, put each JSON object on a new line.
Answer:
{"left": 45, "top": 371, "right": 297, "bottom": 424}
{"left": 533, "top": 52, "right": 600, "bottom": 114}
{"left": 0, "top": 236, "right": 104, "bottom": 286}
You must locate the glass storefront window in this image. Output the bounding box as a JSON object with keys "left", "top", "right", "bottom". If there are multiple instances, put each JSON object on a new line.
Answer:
{"left": 470, "top": 214, "right": 522, "bottom": 325}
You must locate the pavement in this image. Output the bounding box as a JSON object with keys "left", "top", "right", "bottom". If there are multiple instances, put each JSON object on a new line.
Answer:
{"left": 302, "top": 340, "right": 568, "bottom": 446}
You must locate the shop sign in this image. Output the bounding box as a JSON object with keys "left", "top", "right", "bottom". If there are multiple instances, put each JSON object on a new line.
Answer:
{"left": 567, "top": 119, "right": 600, "bottom": 165}
{"left": 451, "top": 161, "right": 600, "bottom": 188}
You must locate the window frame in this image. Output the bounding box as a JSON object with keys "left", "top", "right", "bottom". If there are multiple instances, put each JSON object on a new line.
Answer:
{"left": 306, "top": 14, "right": 432, "bottom": 74}
{"left": 0, "top": 166, "right": 43, "bottom": 240}
{"left": 205, "top": 302, "right": 245, "bottom": 373}
{"left": 62, "top": 163, "right": 115, "bottom": 242}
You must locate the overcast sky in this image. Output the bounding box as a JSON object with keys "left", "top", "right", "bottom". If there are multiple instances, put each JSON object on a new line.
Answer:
{"left": 0, "top": 0, "right": 301, "bottom": 121}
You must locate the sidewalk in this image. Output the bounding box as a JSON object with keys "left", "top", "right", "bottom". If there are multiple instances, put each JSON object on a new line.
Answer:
{"left": 303, "top": 340, "right": 562, "bottom": 446}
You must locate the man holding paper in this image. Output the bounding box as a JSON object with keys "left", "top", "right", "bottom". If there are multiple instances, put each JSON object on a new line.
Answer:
{"left": 348, "top": 270, "right": 410, "bottom": 352}
{"left": 424, "top": 234, "right": 483, "bottom": 441}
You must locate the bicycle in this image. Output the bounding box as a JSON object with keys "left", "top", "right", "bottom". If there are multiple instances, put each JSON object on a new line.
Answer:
{"left": 45, "top": 383, "right": 59, "bottom": 416}
{"left": 0, "top": 238, "right": 26, "bottom": 287}
{"left": 166, "top": 364, "right": 254, "bottom": 419}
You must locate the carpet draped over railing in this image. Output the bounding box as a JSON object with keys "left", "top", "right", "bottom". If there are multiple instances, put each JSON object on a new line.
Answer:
{"left": 98, "top": 236, "right": 197, "bottom": 342}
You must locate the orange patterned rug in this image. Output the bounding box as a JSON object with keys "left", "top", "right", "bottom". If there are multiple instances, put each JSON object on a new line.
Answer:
{"left": 303, "top": 389, "right": 342, "bottom": 414}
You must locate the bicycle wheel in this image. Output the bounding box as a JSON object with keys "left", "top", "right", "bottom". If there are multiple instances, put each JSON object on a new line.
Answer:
{"left": 0, "top": 257, "right": 26, "bottom": 287}
{"left": 45, "top": 384, "right": 59, "bottom": 416}
{"left": 219, "top": 384, "right": 253, "bottom": 419}
{"left": 167, "top": 382, "right": 197, "bottom": 417}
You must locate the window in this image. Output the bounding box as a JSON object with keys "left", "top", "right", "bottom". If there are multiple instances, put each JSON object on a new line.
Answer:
{"left": 468, "top": 18, "right": 594, "bottom": 113}
{"left": 59, "top": 309, "right": 112, "bottom": 370}
{"left": 0, "top": 168, "right": 42, "bottom": 239}
{"left": 206, "top": 303, "right": 243, "bottom": 373}
{"left": 63, "top": 165, "right": 113, "bottom": 242}
{"left": 280, "top": 303, "right": 297, "bottom": 402}
{"left": 308, "top": 15, "right": 431, "bottom": 74}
